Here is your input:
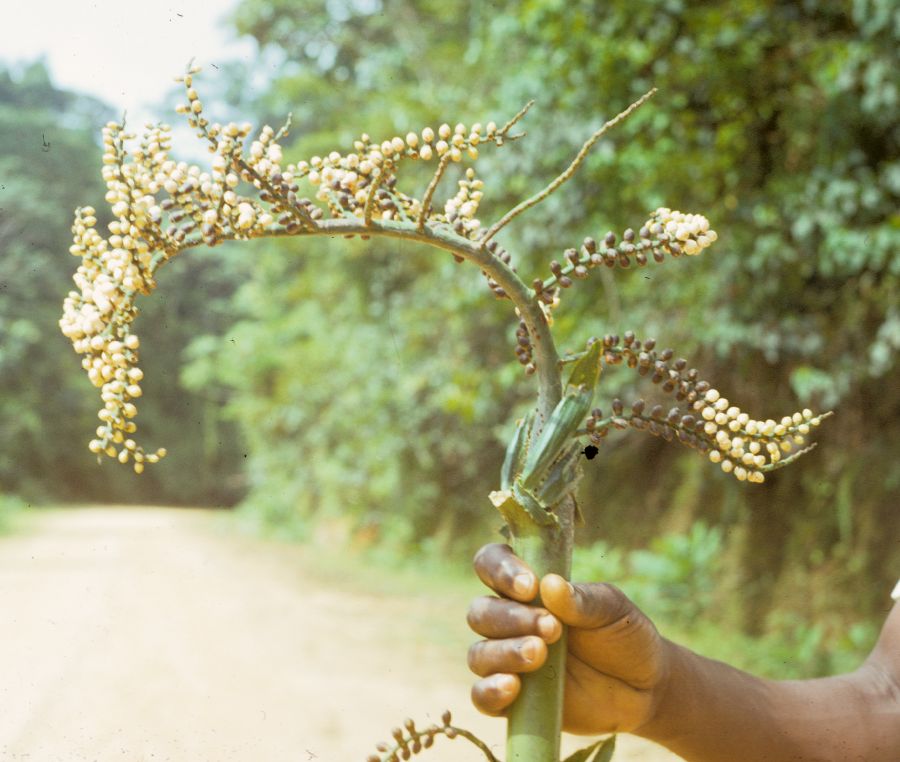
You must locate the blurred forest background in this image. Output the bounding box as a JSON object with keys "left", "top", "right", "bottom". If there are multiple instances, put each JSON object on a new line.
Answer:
{"left": 1, "top": 0, "right": 898, "bottom": 677}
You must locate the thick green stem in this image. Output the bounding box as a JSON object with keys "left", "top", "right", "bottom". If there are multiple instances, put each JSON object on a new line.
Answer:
{"left": 506, "top": 504, "right": 574, "bottom": 762}
{"left": 506, "top": 499, "right": 573, "bottom": 762}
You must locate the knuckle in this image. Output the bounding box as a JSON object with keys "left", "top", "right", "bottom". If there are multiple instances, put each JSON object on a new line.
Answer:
{"left": 467, "top": 641, "right": 488, "bottom": 675}
{"left": 466, "top": 597, "right": 491, "bottom": 631}
{"left": 467, "top": 640, "right": 480, "bottom": 665}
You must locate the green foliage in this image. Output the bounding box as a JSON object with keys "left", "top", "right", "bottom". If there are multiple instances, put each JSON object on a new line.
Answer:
{"left": 181, "top": 234, "right": 516, "bottom": 542}
{"left": 573, "top": 521, "right": 723, "bottom": 625}
{"left": 572, "top": 520, "right": 879, "bottom": 679}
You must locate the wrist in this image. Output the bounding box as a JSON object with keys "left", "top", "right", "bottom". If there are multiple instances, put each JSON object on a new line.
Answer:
{"left": 632, "top": 637, "right": 693, "bottom": 744}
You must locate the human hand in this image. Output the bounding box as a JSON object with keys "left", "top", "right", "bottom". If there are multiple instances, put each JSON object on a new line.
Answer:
{"left": 466, "top": 543, "right": 672, "bottom": 735}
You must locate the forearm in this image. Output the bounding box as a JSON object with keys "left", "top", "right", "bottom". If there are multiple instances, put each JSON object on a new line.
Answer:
{"left": 637, "top": 610, "right": 900, "bottom": 762}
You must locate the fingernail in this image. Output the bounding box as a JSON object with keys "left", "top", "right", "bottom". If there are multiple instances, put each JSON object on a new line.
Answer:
{"left": 537, "top": 614, "right": 557, "bottom": 639}
{"left": 513, "top": 573, "right": 533, "bottom": 596}
{"left": 519, "top": 640, "right": 537, "bottom": 661}
{"left": 497, "top": 674, "right": 516, "bottom": 692}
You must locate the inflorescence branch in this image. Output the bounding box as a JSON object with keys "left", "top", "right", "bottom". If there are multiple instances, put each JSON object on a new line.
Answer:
{"left": 482, "top": 88, "right": 656, "bottom": 244}
{"left": 568, "top": 334, "right": 831, "bottom": 483}
{"left": 366, "top": 710, "right": 500, "bottom": 762}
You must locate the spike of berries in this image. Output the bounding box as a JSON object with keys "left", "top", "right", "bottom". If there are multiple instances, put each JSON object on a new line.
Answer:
{"left": 539, "top": 209, "right": 718, "bottom": 294}
{"left": 573, "top": 334, "right": 830, "bottom": 483}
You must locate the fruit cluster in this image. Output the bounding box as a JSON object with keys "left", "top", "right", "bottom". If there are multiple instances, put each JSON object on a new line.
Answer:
{"left": 577, "top": 334, "right": 830, "bottom": 482}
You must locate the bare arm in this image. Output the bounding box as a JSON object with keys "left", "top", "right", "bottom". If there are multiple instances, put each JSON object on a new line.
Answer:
{"left": 637, "top": 603, "right": 900, "bottom": 762}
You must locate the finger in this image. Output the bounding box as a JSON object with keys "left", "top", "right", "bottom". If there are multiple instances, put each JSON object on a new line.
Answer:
{"left": 471, "top": 673, "right": 520, "bottom": 717}
{"left": 540, "top": 574, "right": 634, "bottom": 629}
{"left": 467, "top": 636, "right": 547, "bottom": 677}
{"left": 473, "top": 543, "right": 537, "bottom": 601}
{"left": 467, "top": 596, "right": 562, "bottom": 643}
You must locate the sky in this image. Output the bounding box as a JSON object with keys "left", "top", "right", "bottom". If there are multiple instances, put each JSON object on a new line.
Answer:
{"left": 0, "top": 0, "right": 258, "bottom": 131}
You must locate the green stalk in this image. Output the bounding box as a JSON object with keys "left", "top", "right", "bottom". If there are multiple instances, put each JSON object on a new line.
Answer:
{"left": 506, "top": 506, "right": 574, "bottom": 762}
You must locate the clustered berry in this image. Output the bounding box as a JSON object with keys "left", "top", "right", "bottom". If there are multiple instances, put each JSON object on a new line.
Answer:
{"left": 578, "top": 335, "right": 829, "bottom": 483}
{"left": 514, "top": 318, "right": 535, "bottom": 374}
{"left": 61, "top": 65, "right": 530, "bottom": 470}
{"left": 539, "top": 209, "right": 718, "bottom": 298}
{"left": 366, "top": 710, "right": 499, "bottom": 762}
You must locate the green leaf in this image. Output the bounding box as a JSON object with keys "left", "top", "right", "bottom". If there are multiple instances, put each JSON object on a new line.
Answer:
{"left": 591, "top": 735, "right": 617, "bottom": 762}
{"left": 520, "top": 386, "right": 594, "bottom": 489}
{"left": 565, "top": 339, "right": 603, "bottom": 391}
{"left": 488, "top": 483, "right": 558, "bottom": 537}
{"left": 501, "top": 409, "right": 535, "bottom": 491}
{"left": 561, "top": 735, "right": 616, "bottom": 762}
{"left": 534, "top": 441, "right": 584, "bottom": 508}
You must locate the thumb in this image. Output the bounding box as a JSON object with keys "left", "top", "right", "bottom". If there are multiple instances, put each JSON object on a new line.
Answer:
{"left": 540, "top": 574, "right": 635, "bottom": 629}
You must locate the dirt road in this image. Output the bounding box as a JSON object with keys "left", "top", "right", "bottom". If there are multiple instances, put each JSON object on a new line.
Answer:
{"left": 0, "top": 506, "right": 681, "bottom": 761}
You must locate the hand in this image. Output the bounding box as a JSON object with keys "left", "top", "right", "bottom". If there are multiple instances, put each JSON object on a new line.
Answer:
{"left": 466, "top": 543, "right": 672, "bottom": 735}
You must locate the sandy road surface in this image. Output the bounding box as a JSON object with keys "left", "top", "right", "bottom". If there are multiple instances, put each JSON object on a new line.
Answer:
{"left": 0, "top": 506, "right": 681, "bottom": 762}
